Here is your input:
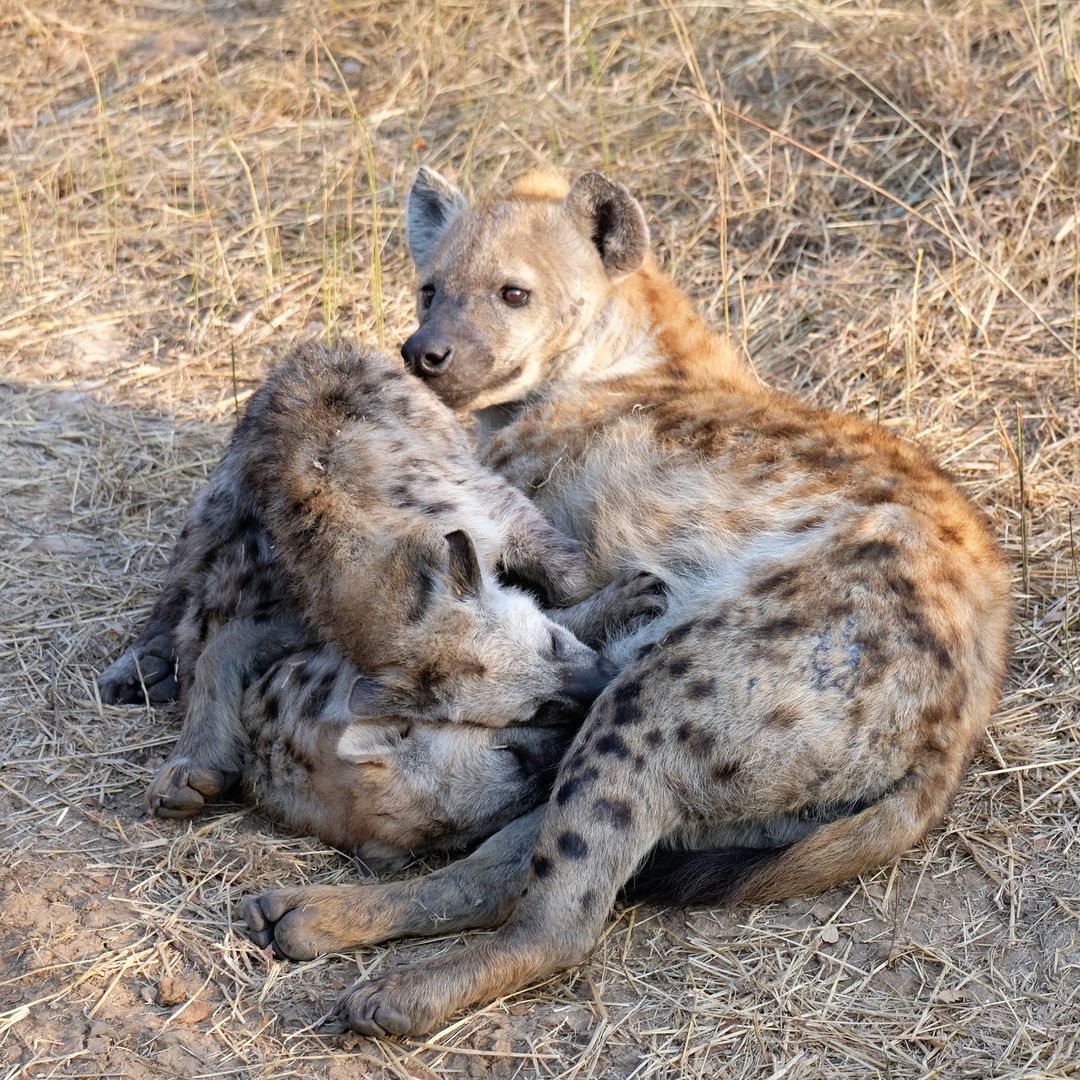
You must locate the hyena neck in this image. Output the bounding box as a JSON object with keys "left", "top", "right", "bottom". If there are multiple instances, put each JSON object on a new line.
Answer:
{"left": 557, "top": 256, "right": 758, "bottom": 394}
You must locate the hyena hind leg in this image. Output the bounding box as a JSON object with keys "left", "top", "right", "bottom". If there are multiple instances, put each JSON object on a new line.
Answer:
{"left": 241, "top": 808, "right": 543, "bottom": 960}
{"left": 147, "top": 617, "right": 307, "bottom": 819}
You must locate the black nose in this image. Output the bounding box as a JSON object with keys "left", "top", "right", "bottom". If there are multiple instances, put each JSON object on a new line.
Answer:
{"left": 562, "top": 657, "right": 619, "bottom": 707}
{"left": 401, "top": 333, "right": 454, "bottom": 378}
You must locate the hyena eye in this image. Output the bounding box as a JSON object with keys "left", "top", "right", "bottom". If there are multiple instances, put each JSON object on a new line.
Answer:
{"left": 549, "top": 630, "right": 567, "bottom": 660}
{"left": 501, "top": 285, "right": 529, "bottom": 307}
{"left": 419, "top": 284, "right": 435, "bottom": 310}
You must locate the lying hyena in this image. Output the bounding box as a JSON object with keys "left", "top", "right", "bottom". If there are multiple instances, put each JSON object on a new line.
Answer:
{"left": 242, "top": 168, "right": 1011, "bottom": 1037}
{"left": 100, "top": 341, "right": 653, "bottom": 816}
{"left": 158, "top": 615, "right": 573, "bottom": 875}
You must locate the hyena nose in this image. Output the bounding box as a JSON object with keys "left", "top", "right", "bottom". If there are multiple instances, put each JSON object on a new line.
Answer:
{"left": 418, "top": 344, "right": 454, "bottom": 376}
{"left": 401, "top": 333, "right": 454, "bottom": 378}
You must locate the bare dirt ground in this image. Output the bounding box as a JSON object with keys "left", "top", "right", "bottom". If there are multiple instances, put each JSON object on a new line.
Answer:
{"left": 2, "top": 2, "right": 1078, "bottom": 1077}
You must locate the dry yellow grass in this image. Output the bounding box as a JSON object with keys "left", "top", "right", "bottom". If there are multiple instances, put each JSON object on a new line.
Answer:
{"left": 2, "top": 1, "right": 1078, "bottom": 1077}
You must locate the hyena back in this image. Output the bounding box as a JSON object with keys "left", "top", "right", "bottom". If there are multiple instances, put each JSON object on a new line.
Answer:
{"left": 246, "top": 168, "right": 1010, "bottom": 1036}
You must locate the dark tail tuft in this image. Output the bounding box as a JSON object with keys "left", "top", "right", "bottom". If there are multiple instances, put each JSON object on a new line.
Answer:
{"left": 626, "top": 843, "right": 793, "bottom": 907}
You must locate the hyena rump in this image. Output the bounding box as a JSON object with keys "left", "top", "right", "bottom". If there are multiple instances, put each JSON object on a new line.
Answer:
{"left": 244, "top": 168, "right": 1011, "bottom": 1037}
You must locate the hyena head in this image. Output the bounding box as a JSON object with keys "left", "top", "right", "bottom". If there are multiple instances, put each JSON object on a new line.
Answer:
{"left": 350, "top": 526, "right": 614, "bottom": 726}
{"left": 400, "top": 167, "right": 650, "bottom": 410}
{"left": 332, "top": 720, "right": 569, "bottom": 867}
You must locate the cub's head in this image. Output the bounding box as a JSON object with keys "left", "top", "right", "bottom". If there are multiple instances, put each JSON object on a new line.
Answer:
{"left": 352, "top": 526, "right": 614, "bottom": 726}
{"left": 400, "top": 167, "right": 650, "bottom": 410}
{"left": 330, "top": 720, "right": 569, "bottom": 868}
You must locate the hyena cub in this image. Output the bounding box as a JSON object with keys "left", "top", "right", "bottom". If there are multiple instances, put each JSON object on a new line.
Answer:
{"left": 243, "top": 168, "right": 1010, "bottom": 1037}
{"left": 101, "top": 341, "right": 656, "bottom": 818}
{"left": 156, "top": 615, "right": 572, "bottom": 875}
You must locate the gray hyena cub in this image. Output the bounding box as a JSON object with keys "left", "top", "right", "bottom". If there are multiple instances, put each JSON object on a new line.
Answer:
{"left": 150, "top": 614, "right": 573, "bottom": 870}
{"left": 99, "top": 341, "right": 617, "bottom": 729}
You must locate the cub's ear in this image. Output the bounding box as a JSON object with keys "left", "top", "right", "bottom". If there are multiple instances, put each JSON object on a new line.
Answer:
{"left": 406, "top": 166, "right": 468, "bottom": 267}
{"left": 336, "top": 717, "right": 404, "bottom": 766}
{"left": 565, "top": 171, "right": 650, "bottom": 278}
{"left": 445, "top": 529, "right": 482, "bottom": 600}
{"left": 348, "top": 676, "right": 396, "bottom": 720}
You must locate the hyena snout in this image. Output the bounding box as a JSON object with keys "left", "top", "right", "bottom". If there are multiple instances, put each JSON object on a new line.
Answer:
{"left": 560, "top": 653, "right": 618, "bottom": 707}
{"left": 401, "top": 329, "right": 454, "bottom": 378}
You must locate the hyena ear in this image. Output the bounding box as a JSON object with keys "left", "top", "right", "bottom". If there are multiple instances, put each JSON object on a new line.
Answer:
{"left": 565, "top": 171, "right": 650, "bottom": 278}
{"left": 444, "top": 529, "right": 482, "bottom": 600}
{"left": 406, "top": 166, "right": 468, "bottom": 267}
{"left": 348, "top": 677, "right": 396, "bottom": 720}
{"left": 336, "top": 716, "right": 403, "bottom": 765}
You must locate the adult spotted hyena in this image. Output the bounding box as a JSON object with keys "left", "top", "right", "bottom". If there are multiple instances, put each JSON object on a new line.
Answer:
{"left": 244, "top": 169, "right": 1010, "bottom": 1037}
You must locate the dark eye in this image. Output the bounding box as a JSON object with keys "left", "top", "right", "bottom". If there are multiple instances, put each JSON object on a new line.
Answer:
{"left": 419, "top": 284, "right": 435, "bottom": 310}
{"left": 549, "top": 630, "right": 566, "bottom": 660}
{"left": 501, "top": 285, "right": 529, "bottom": 307}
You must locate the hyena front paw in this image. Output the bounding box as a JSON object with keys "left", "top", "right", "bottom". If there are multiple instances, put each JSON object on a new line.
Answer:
{"left": 600, "top": 570, "right": 668, "bottom": 626}
{"left": 241, "top": 886, "right": 368, "bottom": 960}
{"left": 146, "top": 756, "right": 236, "bottom": 819}
{"left": 334, "top": 973, "right": 433, "bottom": 1037}
{"left": 98, "top": 635, "right": 178, "bottom": 705}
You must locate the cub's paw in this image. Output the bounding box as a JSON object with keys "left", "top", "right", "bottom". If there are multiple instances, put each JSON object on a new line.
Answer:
{"left": 98, "top": 635, "right": 178, "bottom": 705}
{"left": 601, "top": 570, "right": 668, "bottom": 625}
{"left": 334, "top": 973, "right": 432, "bottom": 1037}
{"left": 146, "top": 756, "right": 236, "bottom": 819}
{"left": 240, "top": 886, "right": 366, "bottom": 960}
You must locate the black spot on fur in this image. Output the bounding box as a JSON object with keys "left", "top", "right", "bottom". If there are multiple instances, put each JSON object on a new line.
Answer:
{"left": 668, "top": 657, "right": 692, "bottom": 677}
{"left": 595, "top": 733, "right": 629, "bottom": 758}
{"left": 612, "top": 701, "right": 644, "bottom": 727}
{"left": 262, "top": 693, "right": 280, "bottom": 722}
{"left": 664, "top": 621, "right": 695, "bottom": 645}
{"left": 613, "top": 679, "right": 642, "bottom": 704}
{"left": 531, "top": 854, "right": 553, "bottom": 879}
{"left": 555, "top": 776, "right": 585, "bottom": 805}
{"left": 558, "top": 832, "right": 589, "bottom": 859}
{"left": 595, "top": 798, "right": 633, "bottom": 828}
{"left": 676, "top": 721, "right": 695, "bottom": 742}
{"left": 686, "top": 678, "right": 716, "bottom": 700}
{"left": 711, "top": 761, "right": 741, "bottom": 782}
{"left": 304, "top": 670, "right": 336, "bottom": 716}
{"left": 579, "top": 890, "right": 597, "bottom": 911}
{"left": 751, "top": 569, "right": 797, "bottom": 596}
{"left": 851, "top": 540, "right": 900, "bottom": 562}
{"left": 644, "top": 728, "right": 664, "bottom": 747}
{"left": 755, "top": 616, "right": 807, "bottom": 638}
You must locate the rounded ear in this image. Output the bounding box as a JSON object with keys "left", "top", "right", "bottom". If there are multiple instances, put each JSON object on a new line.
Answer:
{"left": 406, "top": 166, "right": 468, "bottom": 267}
{"left": 565, "top": 171, "right": 650, "bottom": 278}
{"left": 444, "top": 529, "right": 482, "bottom": 599}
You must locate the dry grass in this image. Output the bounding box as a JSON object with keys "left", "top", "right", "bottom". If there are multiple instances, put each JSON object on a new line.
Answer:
{"left": 1, "top": 1, "right": 1078, "bottom": 1076}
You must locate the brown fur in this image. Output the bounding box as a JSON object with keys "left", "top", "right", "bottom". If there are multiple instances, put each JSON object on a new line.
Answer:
{"left": 247, "top": 168, "right": 1011, "bottom": 1037}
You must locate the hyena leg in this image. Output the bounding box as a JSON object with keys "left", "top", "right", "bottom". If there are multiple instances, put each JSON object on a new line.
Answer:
{"left": 496, "top": 487, "right": 592, "bottom": 605}
{"left": 241, "top": 808, "right": 543, "bottom": 960}
{"left": 148, "top": 618, "right": 306, "bottom": 818}
{"left": 97, "top": 583, "right": 187, "bottom": 705}
{"left": 549, "top": 570, "right": 667, "bottom": 647}
{"left": 335, "top": 701, "right": 680, "bottom": 1036}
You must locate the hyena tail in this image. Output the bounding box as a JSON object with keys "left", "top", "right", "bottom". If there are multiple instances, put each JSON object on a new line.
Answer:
{"left": 628, "top": 767, "right": 946, "bottom": 907}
